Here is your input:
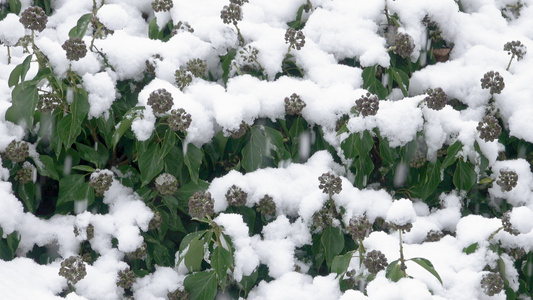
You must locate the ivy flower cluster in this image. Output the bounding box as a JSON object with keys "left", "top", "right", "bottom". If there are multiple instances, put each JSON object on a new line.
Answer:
{"left": 497, "top": 169, "right": 518, "bottom": 192}
{"left": 346, "top": 216, "right": 372, "bottom": 241}
{"left": 256, "top": 194, "right": 276, "bottom": 216}
{"left": 147, "top": 88, "right": 174, "bottom": 115}
{"left": 15, "top": 162, "right": 35, "bottom": 184}
{"left": 89, "top": 169, "right": 113, "bottom": 196}
{"left": 226, "top": 185, "right": 248, "bottom": 207}
{"left": 5, "top": 140, "right": 29, "bottom": 163}
{"left": 151, "top": 0, "right": 173, "bottom": 12}
{"left": 58, "top": 256, "right": 87, "bottom": 285}
{"left": 480, "top": 71, "right": 505, "bottom": 95}
{"left": 62, "top": 37, "right": 87, "bottom": 61}
{"left": 168, "top": 108, "right": 192, "bottom": 133}
{"left": 188, "top": 191, "right": 215, "bottom": 219}
{"left": 285, "top": 28, "right": 306, "bottom": 51}
{"left": 355, "top": 92, "right": 379, "bottom": 117}
{"left": 504, "top": 40, "right": 527, "bottom": 61}
{"left": 284, "top": 93, "right": 306, "bottom": 115}
{"left": 393, "top": 33, "right": 414, "bottom": 59}
{"left": 19, "top": 6, "right": 47, "bottom": 32}
{"left": 481, "top": 272, "right": 504, "bottom": 296}
{"left": 424, "top": 87, "right": 447, "bottom": 111}
{"left": 477, "top": 115, "right": 502, "bottom": 142}
{"left": 363, "top": 250, "right": 389, "bottom": 274}
{"left": 318, "top": 172, "right": 343, "bottom": 195}
{"left": 154, "top": 173, "right": 178, "bottom": 195}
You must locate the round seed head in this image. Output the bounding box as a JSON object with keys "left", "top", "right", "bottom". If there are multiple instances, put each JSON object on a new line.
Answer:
{"left": 5, "top": 140, "right": 29, "bottom": 163}
{"left": 89, "top": 169, "right": 113, "bottom": 196}
{"left": 285, "top": 28, "right": 305, "bottom": 50}
{"left": 284, "top": 93, "right": 306, "bottom": 115}
{"left": 59, "top": 256, "right": 87, "bottom": 285}
{"left": 154, "top": 172, "right": 178, "bottom": 195}
{"left": 355, "top": 92, "right": 379, "bottom": 117}
{"left": 220, "top": 3, "right": 242, "bottom": 25}
{"left": 504, "top": 40, "right": 527, "bottom": 61}
{"left": 477, "top": 115, "right": 502, "bottom": 142}
{"left": 168, "top": 108, "right": 192, "bottom": 133}
{"left": 168, "top": 288, "right": 190, "bottom": 300}
{"left": 62, "top": 37, "right": 87, "bottom": 61}
{"left": 230, "top": 0, "right": 249, "bottom": 5}
{"left": 363, "top": 250, "right": 388, "bottom": 274}
{"left": 393, "top": 33, "right": 414, "bottom": 59}
{"left": 147, "top": 88, "right": 173, "bottom": 115}
{"left": 346, "top": 216, "right": 371, "bottom": 241}
{"left": 127, "top": 242, "right": 147, "bottom": 260}
{"left": 501, "top": 211, "right": 519, "bottom": 235}
{"left": 318, "top": 172, "right": 342, "bottom": 195}
{"left": 409, "top": 151, "right": 426, "bottom": 169}
{"left": 175, "top": 69, "right": 193, "bottom": 91}
{"left": 15, "top": 162, "right": 35, "bottom": 184}
{"left": 173, "top": 21, "right": 194, "bottom": 34}
{"left": 226, "top": 121, "right": 248, "bottom": 139}
{"left": 38, "top": 93, "right": 62, "bottom": 113}
{"left": 425, "top": 230, "right": 444, "bottom": 242}
{"left": 188, "top": 191, "right": 215, "bottom": 219}
{"left": 256, "top": 194, "right": 276, "bottom": 216}
{"left": 424, "top": 87, "right": 447, "bottom": 111}
{"left": 480, "top": 71, "right": 505, "bottom": 94}
{"left": 497, "top": 169, "right": 518, "bottom": 192}
{"left": 117, "top": 268, "right": 136, "bottom": 289}
{"left": 20, "top": 6, "right": 47, "bottom": 32}
{"left": 151, "top": 0, "right": 173, "bottom": 12}
{"left": 481, "top": 272, "right": 504, "bottom": 296}
{"left": 186, "top": 58, "right": 207, "bottom": 78}
{"left": 226, "top": 185, "right": 247, "bottom": 207}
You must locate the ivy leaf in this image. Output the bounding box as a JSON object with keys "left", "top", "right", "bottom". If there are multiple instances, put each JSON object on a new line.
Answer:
{"left": 160, "top": 129, "right": 177, "bottom": 163}
{"left": 221, "top": 49, "right": 237, "bottom": 85}
{"left": 409, "top": 257, "right": 443, "bottom": 285}
{"left": 58, "top": 89, "right": 90, "bottom": 149}
{"left": 441, "top": 141, "right": 462, "bottom": 169}
{"left": 56, "top": 174, "right": 94, "bottom": 214}
{"left": 36, "top": 155, "right": 59, "bottom": 180}
{"left": 148, "top": 18, "right": 159, "bottom": 40}
{"left": 76, "top": 142, "right": 100, "bottom": 166}
{"left": 453, "top": 159, "right": 477, "bottom": 191}
{"left": 184, "top": 143, "right": 203, "bottom": 184}
{"left": 138, "top": 142, "right": 164, "bottom": 187}
{"left": 242, "top": 127, "right": 268, "bottom": 172}
{"left": 378, "top": 134, "right": 397, "bottom": 166}
{"left": 184, "top": 270, "right": 218, "bottom": 300}
{"left": 463, "top": 242, "right": 478, "bottom": 254}
{"left": 17, "top": 183, "right": 36, "bottom": 213}
{"left": 211, "top": 246, "right": 234, "bottom": 288}
{"left": 385, "top": 259, "right": 406, "bottom": 282}
{"left": 8, "top": 0, "right": 21, "bottom": 14}
{"left": 409, "top": 161, "right": 442, "bottom": 200}
{"left": 5, "top": 81, "right": 38, "bottom": 128}
{"left": 321, "top": 226, "right": 344, "bottom": 270}
{"left": 362, "top": 66, "right": 388, "bottom": 99}
{"left": 353, "top": 155, "right": 374, "bottom": 189}
{"left": 68, "top": 13, "right": 92, "bottom": 38}
{"left": 8, "top": 54, "right": 32, "bottom": 87}
{"left": 390, "top": 68, "right": 410, "bottom": 97}
{"left": 331, "top": 251, "right": 354, "bottom": 276}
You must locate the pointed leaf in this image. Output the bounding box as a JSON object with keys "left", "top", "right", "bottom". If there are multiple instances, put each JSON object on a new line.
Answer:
{"left": 441, "top": 141, "right": 462, "bottom": 169}
{"left": 5, "top": 81, "right": 38, "bottom": 127}
{"left": 184, "top": 143, "right": 203, "bottom": 184}
{"left": 453, "top": 159, "right": 476, "bottom": 191}
{"left": 184, "top": 270, "right": 218, "bottom": 300}
{"left": 385, "top": 259, "right": 406, "bottom": 282}
{"left": 409, "top": 257, "right": 443, "bottom": 285}
{"left": 68, "top": 13, "right": 92, "bottom": 38}
{"left": 138, "top": 142, "right": 164, "bottom": 187}
{"left": 332, "top": 251, "right": 355, "bottom": 276}
{"left": 212, "top": 246, "right": 233, "bottom": 287}
{"left": 321, "top": 226, "right": 344, "bottom": 269}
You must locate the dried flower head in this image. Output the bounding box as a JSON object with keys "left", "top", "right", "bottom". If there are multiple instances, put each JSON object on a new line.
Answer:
{"left": 504, "top": 40, "right": 527, "bottom": 61}
{"left": 175, "top": 69, "right": 193, "bottom": 91}
{"left": 284, "top": 93, "right": 306, "bottom": 115}
{"left": 256, "top": 194, "right": 276, "bottom": 216}
{"left": 393, "top": 33, "right": 414, "bottom": 59}
{"left": 501, "top": 211, "right": 519, "bottom": 235}
{"left": 38, "top": 93, "right": 62, "bottom": 113}
{"left": 5, "top": 140, "right": 29, "bottom": 163}
{"left": 148, "top": 88, "right": 173, "bottom": 115}
{"left": 226, "top": 121, "right": 248, "bottom": 139}
{"left": 154, "top": 173, "right": 178, "bottom": 195}
{"left": 151, "top": 0, "right": 173, "bottom": 12}
{"left": 188, "top": 191, "right": 215, "bottom": 219}
{"left": 425, "top": 230, "right": 444, "bottom": 242}
{"left": 497, "top": 169, "right": 518, "bottom": 192}
{"left": 220, "top": 3, "right": 242, "bottom": 26}
{"left": 230, "top": 0, "right": 249, "bottom": 5}
{"left": 285, "top": 28, "right": 305, "bottom": 50}
{"left": 318, "top": 172, "right": 342, "bottom": 195}
{"left": 127, "top": 242, "right": 147, "bottom": 260}
{"left": 409, "top": 151, "right": 426, "bottom": 169}
{"left": 19, "top": 6, "right": 47, "bottom": 32}
{"left": 186, "top": 58, "right": 207, "bottom": 78}
{"left": 477, "top": 115, "right": 502, "bottom": 142}
{"left": 480, "top": 71, "right": 505, "bottom": 95}
{"left": 168, "top": 288, "right": 190, "bottom": 300}
{"left": 62, "top": 37, "right": 87, "bottom": 61}
{"left": 355, "top": 92, "right": 379, "bottom": 117}
{"left": 59, "top": 256, "right": 87, "bottom": 285}
{"left": 363, "top": 250, "right": 388, "bottom": 274}
{"left": 346, "top": 216, "right": 372, "bottom": 241}
{"left": 89, "top": 169, "right": 113, "bottom": 196}
{"left": 481, "top": 272, "right": 504, "bottom": 296}
{"left": 117, "top": 268, "right": 136, "bottom": 289}
{"left": 226, "top": 185, "right": 247, "bottom": 207}
{"left": 15, "top": 162, "right": 35, "bottom": 184}
{"left": 424, "top": 87, "right": 447, "bottom": 111}
{"left": 168, "top": 108, "right": 192, "bottom": 133}
{"left": 388, "top": 221, "right": 413, "bottom": 233}
{"left": 173, "top": 21, "right": 194, "bottom": 34}
{"left": 149, "top": 210, "right": 163, "bottom": 231}
{"left": 312, "top": 202, "right": 339, "bottom": 231}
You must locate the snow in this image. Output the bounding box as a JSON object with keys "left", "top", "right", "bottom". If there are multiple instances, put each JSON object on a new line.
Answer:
{"left": 2, "top": 0, "right": 533, "bottom": 298}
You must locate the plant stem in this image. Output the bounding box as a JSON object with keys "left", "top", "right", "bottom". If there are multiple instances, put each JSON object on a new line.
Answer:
{"left": 506, "top": 54, "right": 515, "bottom": 71}
{"left": 399, "top": 230, "right": 406, "bottom": 272}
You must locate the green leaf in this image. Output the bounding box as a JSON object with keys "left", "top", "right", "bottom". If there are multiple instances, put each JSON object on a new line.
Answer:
{"left": 71, "top": 165, "right": 96, "bottom": 172}
{"left": 441, "top": 141, "right": 462, "bottom": 169}
{"left": 160, "top": 129, "right": 177, "bottom": 163}
{"left": 76, "top": 142, "right": 100, "bottom": 166}
{"left": 138, "top": 142, "right": 164, "bottom": 187}
{"left": 0, "top": 229, "right": 19, "bottom": 261}
{"left": 184, "top": 143, "right": 203, "bottom": 184}
{"left": 68, "top": 13, "right": 92, "bottom": 38}
{"left": 8, "top": 54, "right": 32, "bottom": 87}
{"left": 36, "top": 155, "right": 59, "bottom": 180}
{"left": 474, "top": 141, "right": 489, "bottom": 173}
{"left": 242, "top": 127, "right": 268, "bottom": 172}
{"left": 151, "top": 242, "right": 172, "bottom": 266}
{"left": 112, "top": 114, "right": 136, "bottom": 150}
{"left": 184, "top": 270, "right": 218, "bottom": 300}
{"left": 240, "top": 270, "right": 259, "bottom": 292}
{"left": 353, "top": 155, "right": 374, "bottom": 189}
{"left": 212, "top": 246, "right": 234, "bottom": 287}
{"left": 462, "top": 242, "right": 478, "bottom": 254}
{"left": 409, "top": 257, "right": 443, "bottom": 285}
{"left": 58, "top": 90, "right": 90, "bottom": 149}
{"left": 5, "top": 81, "right": 38, "bottom": 128}
{"left": 409, "top": 161, "right": 442, "bottom": 200}
{"left": 453, "top": 159, "right": 477, "bottom": 191}
{"left": 17, "top": 183, "right": 36, "bottom": 213}
{"left": 385, "top": 260, "right": 406, "bottom": 282}
{"left": 390, "top": 68, "right": 410, "bottom": 97}
{"left": 56, "top": 174, "right": 94, "bottom": 214}
{"left": 341, "top": 134, "right": 358, "bottom": 159}
{"left": 321, "top": 226, "right": 344, "bottom": 269}
{"left": 264, "top": 126, "right": 286, "bottom": 158}
{"left": 8, "top": 0, "right": 21, "bottom": 14}
{"left": 148, "top": 18, "right": 159, "bottom": 40}
{"left": 378, "top": 135, "right": 397, "bottom": 166}
{"left": 331, "top": 251, "right": 354, "bottom": 276}
{"left": 362, "top": 66, "right": 388, "bottom": 99}
{"left": 184, "top": 235, "right": 206, "bottom": 272}
{"left": 221, "top": 49, "right": 237, "bottom": 85}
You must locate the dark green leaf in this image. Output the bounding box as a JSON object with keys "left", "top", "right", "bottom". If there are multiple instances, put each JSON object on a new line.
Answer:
{"left": 463, "top": 242, "right": 478, "bottom": 254}
{"left": 184, "top": 143, "right": 203, "bottom": 184}
{"left": 8, "top": 0, "right": 21, "bottom": 14}
{"left": 160, "top": 129, "right": 177, "bottom": 163}
{"left": 5, "top": 81, "right": 38, "bottom": 128}
{"left": 184, "top": 235, "right": 207, "bottom": 272}
{"left": 391, "top": 68, "right": 409, "bottom": 97}
{"left": 353, "top": 155, "right": 374, "bottom": 189}
{"left": 138, "top": 142, "right": 164, "bottom": 187}
{"left": 212, "top": 246, "right": 233, "bottom": 286}
{"left": 321, "top": 226, "right": 344, "bottom": 269}
{"left": 409, "top": 161, "right": 442, "bottom": 200}
{"left": 56, "top": 174, "right": 94, "bottom": 214}
{"left": 71, "top": 165, "right": 96, "bottom": 172}
{"left": 17, "top": 183, "right": 36, "bottom": 213}
{"left": 148, "top": 18, "right": 159, "bottom": 40}
{"left": 76, "top": 142, "right": 100, "bottom": 166}
{"left": 362, "top": 66, "right": 388, "bottom": 99}
{"left": 68, "top": 13, "right": 92, "bottom": 38}
{"left": 58, "top": 90, "right": 89, "bottom": 149}
{"left": 441, "top": 141, "right": 462, "bottom": 169}
{"left": 341, "top": 134, "right": 358, "bottom": 159}
{"left": 331, "top": 251, "right": 354, "bottom": 275}
{"left": 36, "top": 155, "right": 59, "bottom": 180}
{"left": 453, "top": 159, "right": 476, "bottom": 191}
{"left": 151, "top": 242, "right": 172, "bottom": 266}
{"left": 8, "top": 64, "right": 22, "bottom": 88}
{"left": 112, "top": 118, "right": 134, "bottom": 150}
{"left": 385, "top": 259, "right": 406, "bottom": 282}
{"left": 378, "top": 135, "right": 397, "bottom": 166}
{"left": 221, "top": 49, "right": 237, "bottom": 85}
{"left": 184, "top": 270, "right": 218, "bottom": 300}
{"left": 264, "top": 126, "right": 286, "bottom": 158}
{"left": 409, "top": 257, "right": 443, "bottom": 285}
{"left": 240, "top": 269, "right": 258, "bottom": 292}
{"left": 474, "top": 141, "right": 489, "bottom": 173}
